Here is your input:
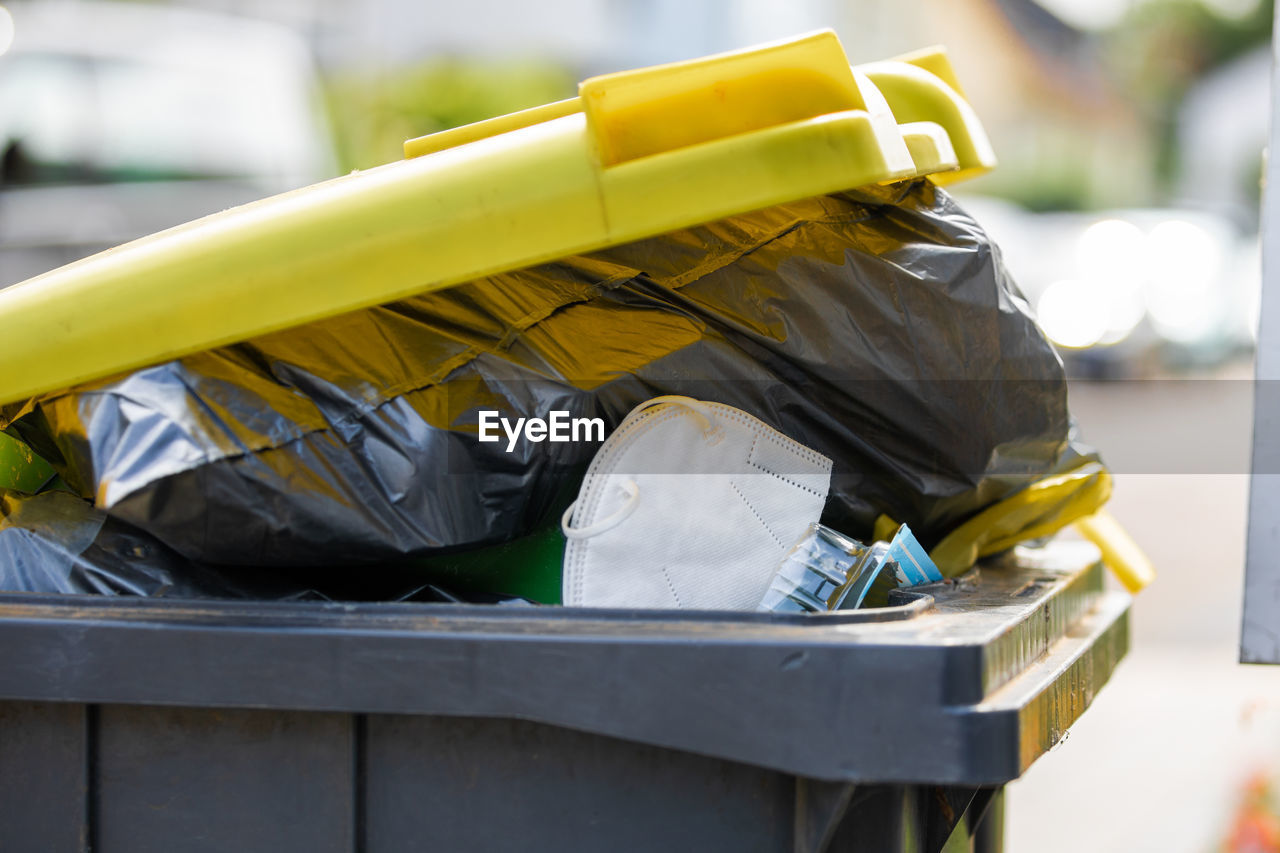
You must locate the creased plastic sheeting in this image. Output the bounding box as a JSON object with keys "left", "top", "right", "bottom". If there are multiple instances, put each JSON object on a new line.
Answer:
{"left": 0, "top": 488, "right": 531, "bottom": 602}
{"left": 1, "top": 180, "right": 1096, "bottom": 570}
{"left": 0, "top": 489, "right": 275, "bottom": 597}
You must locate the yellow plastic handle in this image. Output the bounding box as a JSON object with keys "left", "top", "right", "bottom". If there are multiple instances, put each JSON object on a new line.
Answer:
{"left": 1075, "top": 509, "right": 1157, "bottom": 593}
{"left": 404, "top": 36, "right": 994, "bottom": 183}
{"left": 0, "top": 30, "right": 995, "bottom": 407}
{"left": 861, "top": 51, "right": 998, "bottom": 184}
{"left": 580, "top": 30, "right": 871, "bottom": 166}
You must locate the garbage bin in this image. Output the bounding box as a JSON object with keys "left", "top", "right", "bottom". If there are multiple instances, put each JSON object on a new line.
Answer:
{"left": 0, "top": 30, "right": 1134, "bottom": 852}
{"left": 0, "top": 540, "right": 1127, "bottom": 852}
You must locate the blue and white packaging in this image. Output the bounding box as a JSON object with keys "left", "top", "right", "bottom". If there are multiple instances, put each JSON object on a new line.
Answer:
{"left": 758, "top": 522, "right": 942, "bottom": 614}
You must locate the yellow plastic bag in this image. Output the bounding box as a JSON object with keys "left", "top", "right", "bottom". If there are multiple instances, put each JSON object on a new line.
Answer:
{"left": 877, "top": 461, "right": 1153, "bottom": 592}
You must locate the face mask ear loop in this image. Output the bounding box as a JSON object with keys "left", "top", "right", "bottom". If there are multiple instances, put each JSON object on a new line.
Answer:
{"left": 561, "top": 478, "right": 641, "bottom": 540}
{"left": 618, "top": 396, "right": 721, "bottom": 442}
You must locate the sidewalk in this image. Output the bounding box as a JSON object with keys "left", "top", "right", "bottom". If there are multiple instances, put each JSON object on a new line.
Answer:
{"left": 1009, "top": 460, "right": 1280, "bottom": 851}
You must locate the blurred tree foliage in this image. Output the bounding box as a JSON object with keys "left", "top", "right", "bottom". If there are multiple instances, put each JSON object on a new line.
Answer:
{"left": 323, "top": 61, "right": 576, "bottom": 171}
{"left": 990, "top": 169, "right": 1099, "bottom": 212}
{"left": 1105, "top": 0, "right": 1273, "bottom": 191}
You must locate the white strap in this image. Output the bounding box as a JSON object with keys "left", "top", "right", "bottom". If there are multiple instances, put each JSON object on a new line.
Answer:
{"left": 618, "top": 395, "right": 722, "bottom": 441}
{"left": 561, "top": 478, "right": 640, "bottom": 539}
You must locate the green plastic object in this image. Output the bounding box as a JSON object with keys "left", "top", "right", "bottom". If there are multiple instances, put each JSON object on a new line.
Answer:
{"left": 407, "top": 524, "right": 568, "bottom": 604}
{"left": 0, "top": 430, "right": 57, "bottom": 494}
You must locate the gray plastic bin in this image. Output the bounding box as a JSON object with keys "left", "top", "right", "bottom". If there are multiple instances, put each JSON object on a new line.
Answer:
{"left": 0, "top": 539, "right": 1127, "bottom": 852}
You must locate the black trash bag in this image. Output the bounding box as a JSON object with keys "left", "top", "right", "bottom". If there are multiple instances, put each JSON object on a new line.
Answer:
{"left": 0, "top": 488, "right": 315, "bottom": 598}
{"left": 1, "top": 180, "right": 1093, "bottom": 570}
{"left": 0, "top": 488, "right": 533, "bottom": 603}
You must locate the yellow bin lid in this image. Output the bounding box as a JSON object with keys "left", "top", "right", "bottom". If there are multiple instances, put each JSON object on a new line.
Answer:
{"left": 0, "top": 30, "right": 995, "bottom": 406}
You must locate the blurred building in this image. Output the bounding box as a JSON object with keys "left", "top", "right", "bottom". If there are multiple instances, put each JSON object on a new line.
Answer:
{"left": 0, "top": 1, "right": 337, "bottom": 285}
{"left": 1177, "top": 45, "right": 1270, "bottom": 225}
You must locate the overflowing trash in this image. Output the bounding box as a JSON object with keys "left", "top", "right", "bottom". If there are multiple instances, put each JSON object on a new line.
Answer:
{"left": 0, "top": 177, "right": 1113, "bottom": 602}
{"left": 0, "top": 31, "right": 1152, "bottom": 607}
{"left": 559, "top": 395, "right": 943, "bottom": 611}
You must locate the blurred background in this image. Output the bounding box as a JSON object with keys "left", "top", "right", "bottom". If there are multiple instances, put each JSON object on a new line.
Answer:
{"left": 0, "top": 0, "right": 1276, "bottom": 849}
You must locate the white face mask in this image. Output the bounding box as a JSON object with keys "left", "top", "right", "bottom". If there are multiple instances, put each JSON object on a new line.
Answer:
{"left": 561, "top": 396, "right": 832, "bottom": 610}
